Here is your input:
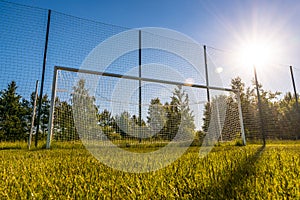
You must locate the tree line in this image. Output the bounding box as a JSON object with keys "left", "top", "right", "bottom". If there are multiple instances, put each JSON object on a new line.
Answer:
{"left": 0, "top": 77, "right": 299, "bottom": 143}
{"left": 0, "top": 81, "right": 49, "bottom": 141}
{"left": 202, "top": 77, "right": 300, "bottom": 141}
{"left": 54, "top": 79, "right": 196, "bottom": 141}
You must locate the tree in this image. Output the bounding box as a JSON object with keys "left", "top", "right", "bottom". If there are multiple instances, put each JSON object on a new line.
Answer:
{"left": 147, "top": 98, "right": 166, "bottom": 138}
{"left": 25, "top": 93, "right": 50, "bottom": 136}
{"left": 97, "top": 109, "right": 114, "bottom": 127}
{"left": 202, "top": 77, "right": 260, "bottom": 142}
{"left": 115, "top": 111, "right": 132, "bottom": 138}
{"left": 230, "top": 77, "right": 284, "bottom": 141}
{"left": 97, "top": 109, "right": 116, "bottom": 139}
{"left": 164, "top": 86, "right": 195, "bottom": 140}
{"left": 230, "top": 77, "right": 261, "bottom": 140}
{"left": 39, "top": 94, "right": 50, "bottom": 135}
{"left": 202, "top": 102, "right": 211, "bottom": 133}
{"left": 53, "top": 98, "right": 78, "bottom": 141}
{"left": 71, "top": 79, "right": 98, "bottom": 140}
{"left": 251, "top": 79, "right": 282, "bottom": 140}
{"left": 202, "top": 95, "right": 236, "bottom": 142}
{"left": 0, "top": 81, "right": 27, "bottom": 141}
{"left": 278, "top": 92, "right": 300, "bottom": 139}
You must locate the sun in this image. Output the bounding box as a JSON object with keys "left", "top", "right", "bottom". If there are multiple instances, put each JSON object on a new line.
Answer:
{"left": 236, "top": 39, "right": 274, "bottom": 68}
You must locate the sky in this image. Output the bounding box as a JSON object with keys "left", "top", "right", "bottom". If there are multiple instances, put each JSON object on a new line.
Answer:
{"left": 5, "top": 0, "right": 300, "bottom": 51}
{"left": 2, "top": 0, "right": 300, "bottom": 95}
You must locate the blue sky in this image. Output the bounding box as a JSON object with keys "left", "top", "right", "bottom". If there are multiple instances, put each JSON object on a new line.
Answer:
{"left": 6, "top": 0, "right": 300, "bottom": 50}
{"left": 2, "top": 0, "right": 300, "bottom": 95}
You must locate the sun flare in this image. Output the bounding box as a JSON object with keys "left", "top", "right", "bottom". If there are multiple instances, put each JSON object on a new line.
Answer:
{"left": 236, "top": 39, "right": 275, "bottom": 68}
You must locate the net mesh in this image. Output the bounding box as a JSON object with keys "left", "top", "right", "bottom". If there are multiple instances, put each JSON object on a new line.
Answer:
{"left": 1, "top": 1, "right": 299, "bottom": 146}
{"left": 0, "top": 1, "right": 47, "bottom": 100}
{"left": 50, "top": 68, "right": 244, "bottom": 148}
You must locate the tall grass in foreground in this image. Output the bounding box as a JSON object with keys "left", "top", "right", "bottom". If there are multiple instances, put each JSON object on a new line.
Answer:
{"left": 0, "top": 143, "right": 299, "bottom": 199}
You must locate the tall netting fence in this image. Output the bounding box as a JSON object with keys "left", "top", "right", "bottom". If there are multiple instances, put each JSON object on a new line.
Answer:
{"left": 44, "top": 11, "right": 129, "bottom": 95}
{"left": 1, "top": 1, "right": 299, "bottom": 146}
{"left": 0, "top": 1, "right": 128, "bottom": 143}
{"left": 206, "top": 46, "right": 300, "bottom": 142}
{"left": 0, "top": 1, "right": 48, "bottom": 141}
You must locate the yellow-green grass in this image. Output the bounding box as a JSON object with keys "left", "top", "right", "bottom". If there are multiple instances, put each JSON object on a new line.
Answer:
{"left": 0, "top": 142, "right": 299, "bottom": 199}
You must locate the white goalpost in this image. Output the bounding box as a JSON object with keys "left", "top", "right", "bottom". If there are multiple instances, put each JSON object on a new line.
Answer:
{"left": 46, "top": 66, "right": 246, "bottom": 149}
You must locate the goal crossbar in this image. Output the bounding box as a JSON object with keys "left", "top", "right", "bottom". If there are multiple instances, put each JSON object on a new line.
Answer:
{"left": 54, "top": 66, "right": 237, "bottom": 92}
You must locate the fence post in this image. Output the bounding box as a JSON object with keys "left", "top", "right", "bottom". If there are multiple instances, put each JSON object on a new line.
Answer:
{"left": 138, "top": 30, "right": 142, "bottom": 126}
{"left": 203, "top": 45, "right": 210, "bottom": 102}
{"left": 28, "top": 80, "right": 39, "bottom": 149}
{"left": 138, "top": 30, "right": 142, "bottom": 142}
{"left": 290, "top": 66, "right": 300, "bottom": 139}
{"left": 253, "top": 66, "right": 266, "bottom": 146}
{"left": 290, "top": 66, "right": 299, "bottom": 112}
{"left": 35, "top": 9, "right": 51, "bottom": 147}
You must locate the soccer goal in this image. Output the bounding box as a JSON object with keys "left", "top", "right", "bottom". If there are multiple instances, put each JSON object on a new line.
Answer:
{"left": 46, "top": 66, "right": 246, "bottom": 149}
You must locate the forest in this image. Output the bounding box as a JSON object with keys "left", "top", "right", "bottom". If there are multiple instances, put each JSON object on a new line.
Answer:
{"left": 0, "top": 77, "right": 299, "bottom": 142}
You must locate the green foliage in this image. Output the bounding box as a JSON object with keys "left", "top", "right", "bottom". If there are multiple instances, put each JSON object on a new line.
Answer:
{"left": 97, "top": 109, "right": 114, "bottom": 127}
{"left": 95, "top": 85, "right": 196, "bottom": 141}
{"left": 147, "top": 97, "right": 166, "bottom": 137}
{"left": 53, "top": 99, "right": 78, "bottom": 141}
{"left": 71, "top": 79, "right": 98, "bottom": 140}
{"left": 162, "top": 85, "right": 196, "bottom": 140}
{"left": 0, "top": 143, "right": 299, "bottom": 199}
{"left": 39, "top": 94, "right": 50, "bottom": 134}
{"left": 23, "top": 92, "right": 50, "bottom": 135}
{"left": 230, "top": 77, "right": 299, "bottom": 141}
{"left": 278, "top": 92, "right": 300, "bottom": 139}
{"left": 202, "top": 102, "right": 211, "bottom": 133}
{"left": 115, "top": 111, "right": 132, "bottom": 137}
{"left": 202, "top": 94, "right": 241, "bottom": 142}
{"left": 0, "top": 81, "right": 28, "bottom": 141}
{"left": 0, "top": 81, "right": 51, "bottom": 142}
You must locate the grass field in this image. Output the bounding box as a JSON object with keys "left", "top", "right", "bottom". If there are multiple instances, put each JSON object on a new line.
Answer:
{"left": 0, "top": 142, "right": 299, "bottom": 199}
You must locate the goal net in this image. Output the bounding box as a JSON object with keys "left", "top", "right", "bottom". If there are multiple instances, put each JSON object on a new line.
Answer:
{"left": 46, "top": 66, "right": 245, "bottom": 149}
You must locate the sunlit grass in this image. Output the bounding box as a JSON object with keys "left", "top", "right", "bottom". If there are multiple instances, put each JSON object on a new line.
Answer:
{"left": 0, "top": 142, "right": 299, "bottom": 199}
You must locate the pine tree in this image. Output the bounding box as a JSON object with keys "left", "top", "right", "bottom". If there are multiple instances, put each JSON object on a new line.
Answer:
{"left": 115, "top": 111, "right": 132, "bottom": 138}
{"left": 278, "top": 92, "right": 299, "bottom": 139}
{"left": 97, "top": 109, "right": 116, "bottom": 138}
{"left": 202, "top": 102, "right": 211, "bottom": 133}
{"left": 40, "top": 94, "right": 50, "bottom": 135}
{"left": 230, "top": 77, "right": 260, "bottom": 140}
{"left": 0, "top": 81, "right": 27, "bottom": 141}
{"left": 165, "top": 86, "right": 195, "bottom": 140}
{"left": 147, "top": 98, "right": 166, "bottom": 138}
{"left": 53, "top": 98, "right": 77, "bottom": 141}
{"left": 98, "top": 109, "right": 114, "bottom": 127}
{"left": 71, "top": 79, "right": 98, "bottom": 140}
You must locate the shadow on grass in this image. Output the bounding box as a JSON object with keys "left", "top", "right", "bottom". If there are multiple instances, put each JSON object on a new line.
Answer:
{"left": 0, "top": 146, "right": 23, "bottom": 150}
{"left": 201, "top": 145, "right": 266, "bottom": 199}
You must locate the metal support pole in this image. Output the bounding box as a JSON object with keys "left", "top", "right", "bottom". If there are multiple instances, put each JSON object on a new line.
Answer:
{"left": 204, "top": 45, "right": 210, "bottom": 102}
{"left": 254, "top": 66, "right": 266, "bottom": 146}
{"left": 290, "top": 66, "right": 300, "bottom": 139}
{"left": 28, "top": 80, "right": 39, "bottom": 149}
{"left": 138, "top": 30, "right": 142, "bottom": 127}
{"left": 290, "top": 66, "right": 299, "bottom": 112}
{"left": 46, "top": 67, "right": 58, "bottom": 149}
{"left": 138, "top": 30, "right": 142, "bottom": 142}
{"left": 35, "top": 9, "right": 51, "bottom": 147}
